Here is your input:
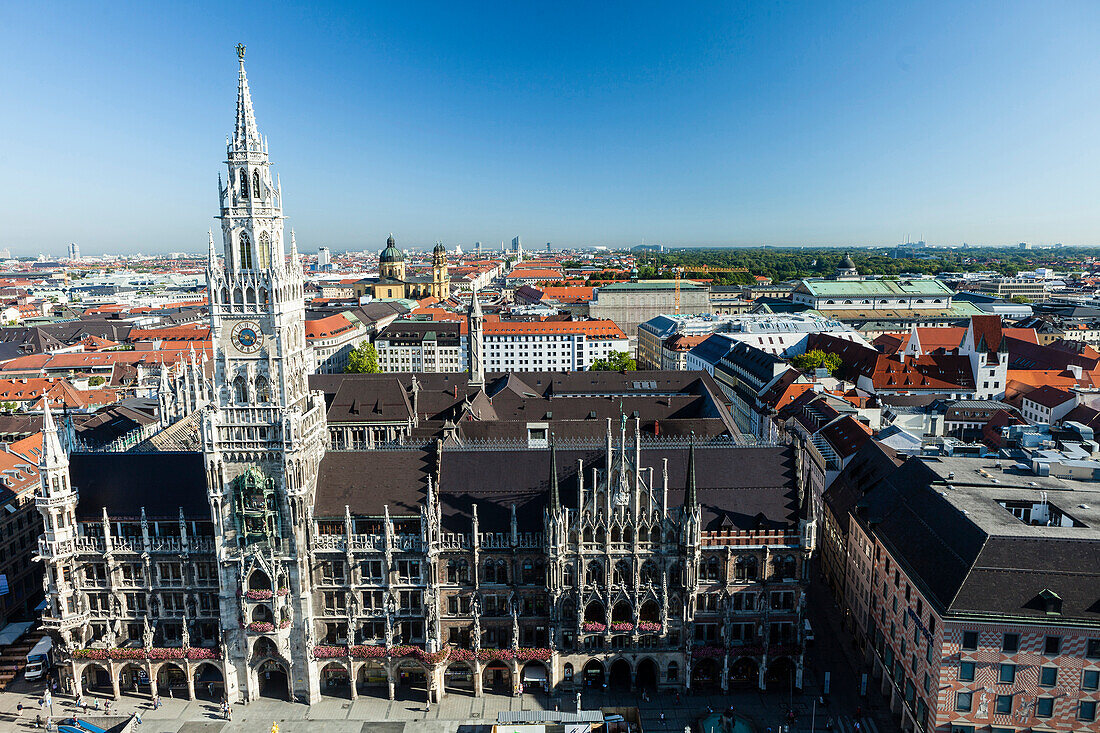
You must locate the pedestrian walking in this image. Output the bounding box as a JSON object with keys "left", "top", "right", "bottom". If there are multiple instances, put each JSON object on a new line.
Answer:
{"left": 16, "top": 702, "right": 23, "bottom": 718}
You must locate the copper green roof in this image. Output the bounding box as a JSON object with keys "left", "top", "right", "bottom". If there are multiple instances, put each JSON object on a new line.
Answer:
{"left": 798, "top": 278, "right": 954, "bottom": 297}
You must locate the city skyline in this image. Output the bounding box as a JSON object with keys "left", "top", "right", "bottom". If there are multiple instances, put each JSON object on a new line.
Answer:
{"left": 4, "top": 1, "right": 1100, "bottom": 254}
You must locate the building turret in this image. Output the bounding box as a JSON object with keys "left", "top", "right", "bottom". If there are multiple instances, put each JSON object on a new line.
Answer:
{"left": 431, "top": 241, "right": 450, "bottom": 298}
{"left": 36, "top": 400, "right": 81, "bottom": 645}
{"left": 379, "top": 234, "right": 406, "bottom": 280}
{"left": 467, "top": 287, "right": 484, "bottom": 387}
{"left": 835, "top": 252, "right": 859, "bottom": 280}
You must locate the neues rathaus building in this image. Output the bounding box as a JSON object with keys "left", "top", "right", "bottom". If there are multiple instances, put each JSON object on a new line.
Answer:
{"left": 35, "top": 48, "right": 814, "bottom": 705}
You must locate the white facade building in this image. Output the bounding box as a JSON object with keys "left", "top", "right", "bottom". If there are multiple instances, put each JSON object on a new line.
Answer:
{"left": 375, "top": 319, "right": 629, "bottom": 373}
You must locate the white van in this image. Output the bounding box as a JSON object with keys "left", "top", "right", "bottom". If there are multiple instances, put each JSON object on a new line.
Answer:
{"left": 25, "top": 636, "right": 53, "bottom": 681}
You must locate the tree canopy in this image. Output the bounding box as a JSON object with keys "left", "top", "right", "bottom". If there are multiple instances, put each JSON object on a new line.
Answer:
{"left": 345, "top": 341, "right": 380, "bottom": 374}
{"left": 789, "top": 349, "right": 842, "bottom": 377}
{"left": 589, "top": 350, "right": 636, "bottom": 372}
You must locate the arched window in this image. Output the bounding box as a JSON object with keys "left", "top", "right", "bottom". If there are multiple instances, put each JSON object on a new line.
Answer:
{"left": 666, "top": 661, "right": 679, "bottom": 682}
{"left": 253, "top": 171, "right": 261, "bottom": 201}
{"left": 239, "top": 170, "right": 249, "bottom": 199}
{"left": 258, "top": 231, "right": 271, "bottom": 269}
{"left": 483, "top": 559, "right": 496, "bottom": 584}
{"left": 640, "top": 560, "right": 660, "bottom": 586}
{"left": 699, "top": 556, "right": 720, "bottom": 582}
{"left": 613, "top": 560, "right": 632, "bottom": 586}
{"left": 585, "top": 560, "right": 602, "bottom": 586}
{"left": 563, "top": 565, "right": 575, "bottom": 587}
{"left": 239, "top": 233, "right": 253, "bottom": 269}
{"left": 255, "top": 376, "right": 272, "bottom": 403}
{"left": 233, "top": 375, "right": 247, "bottom": 403}
{"left": 735, "top": 556, "right": 759, "bottom": 581}
{"left": 669, "top": 563, "right": 683, "bottom": 589}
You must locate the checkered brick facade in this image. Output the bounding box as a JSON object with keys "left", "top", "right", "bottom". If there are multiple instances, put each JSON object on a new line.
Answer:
{"left": 862, "top": 536, "right": 1100, "bottom": 733}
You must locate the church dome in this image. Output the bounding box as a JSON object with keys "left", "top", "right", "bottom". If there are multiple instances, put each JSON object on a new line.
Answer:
{"left": 380, "top": 234, "right": 404, "bottom": 264}
{"left": 433, "top": 241, "right": 446, "bottom": 255}
{"left": 839, "top": 253, "right": 856, "bottom": 270}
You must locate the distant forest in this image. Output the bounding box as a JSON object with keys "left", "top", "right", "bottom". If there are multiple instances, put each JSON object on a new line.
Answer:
{"left": 622, "top": 247, "right": 1100, "bottom": 287}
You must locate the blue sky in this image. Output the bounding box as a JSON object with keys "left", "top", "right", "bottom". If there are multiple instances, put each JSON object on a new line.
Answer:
{"left": 3, "top": 1, "right": 1100, "bottom": 255}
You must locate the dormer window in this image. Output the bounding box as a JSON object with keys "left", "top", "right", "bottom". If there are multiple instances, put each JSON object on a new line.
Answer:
{"left": 1040, "top": 589, "right": 1062, "bottom": 615}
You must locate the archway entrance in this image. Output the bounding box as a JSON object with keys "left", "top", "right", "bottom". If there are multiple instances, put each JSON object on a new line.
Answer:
{"left": 118, "top": 663, "right": 150, "bottom": 698}
{"left": 193, "top": 663, "right": 224, "bottom": 701}
{"left": 356, "top": 661, "right": 388, "bottom": 698}
{"left": 156, "top": 662, "right": 189, "bottom": 698}
{"left": 730, "top": 657, "right": 759, "bottom": 688}
{"left": 581, "top": 660, "right": 604, "bottom": 688}
{"left": 395, "top": 662, "right": 428, "bottom": 701}
{"left": 482, "top": 662, "right": 511, "bottom": 694}
{"left": 521, "top": 661, "right": 549, "bottom": 694}
{"left": 258, "top": 660, "right": 290, "bottom": 700}
{"left": 691, "top": 658, "right": 720, "bottom": 689}
{"left": 320, "top": 662, "right": 352, "bottom": 699}
{"left": 766, "top": 657, "right": 796, "bottom": 691}
{"left": 635, "top": 659, "right": 658, "bottom": 690}
{"left": 81, "top": 664, "right": 112, "bottom": 698}
{"left": 444, "top": 662, "right": 475, "bottom": 696}
{"left": 608, "top": 659, "right": 631, "bottom": 690}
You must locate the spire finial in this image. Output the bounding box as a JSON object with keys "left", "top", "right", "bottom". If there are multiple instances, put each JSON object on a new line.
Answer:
{"left": 233, "top": 45, "right": 261, "bottom": 151}
{"left": 684, "top": 432, "right": 698, "bottom": 509}
{"left": 548, "top": 433, "right": 560, "bottom": 514}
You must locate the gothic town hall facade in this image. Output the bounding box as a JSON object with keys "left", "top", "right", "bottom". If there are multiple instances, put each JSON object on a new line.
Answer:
{"left": 35, "top": 49, "right": 814, "bottom": 705}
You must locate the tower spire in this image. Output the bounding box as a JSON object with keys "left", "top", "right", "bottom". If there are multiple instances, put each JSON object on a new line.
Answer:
{"left": 233, "top": 44, "right": 262, "bottom": 151}
{"left": 467, "top": 286, "right": 484, "bottom": 387}
{"left": 548, "top": 434, "right": 560, "bottom": 514}
{"left": 207, "top": 229, "right": 217, "bottom": 269}
{"left": 41, "top": 398, "right": 66, "bottom": 467}
{"left": 683, "top": 433, "right": 697, "bottom": 509}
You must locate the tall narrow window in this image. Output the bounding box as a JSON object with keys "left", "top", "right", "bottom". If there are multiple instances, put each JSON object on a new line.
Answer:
{"left": 239, "top": 233, "right": 253, "bottom": 269}
{"left": 253, "top": 171, "right": 261, "bottom": 201}
{"left": 239, "top": 170, "right": 249, "bottom": 199}
{"left": 258, "top": 232, "right": 271, "bottom": 269}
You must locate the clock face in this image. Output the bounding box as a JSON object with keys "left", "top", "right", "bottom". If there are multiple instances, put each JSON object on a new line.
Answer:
{"left": 231, "top": 321, "right": 264, "bottom": 354}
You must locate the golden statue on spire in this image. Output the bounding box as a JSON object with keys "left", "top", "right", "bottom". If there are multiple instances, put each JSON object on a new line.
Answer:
{"left": 236, "top": 43, "right": 246, "bottom": 61}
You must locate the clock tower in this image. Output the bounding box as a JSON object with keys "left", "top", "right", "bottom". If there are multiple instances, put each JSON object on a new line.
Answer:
{"left": 203, "top": 45, "right": 328, "bottom": 704}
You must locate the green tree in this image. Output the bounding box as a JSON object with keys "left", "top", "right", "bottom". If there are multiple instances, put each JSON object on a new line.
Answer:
{"left": 345, "top": 341, "right": 380, "bottom": 374}
{"left": 589, "top": 350, "right": 636, "bottom": 372}
{"left": 789, "top": 349, "right": 842, "bottom": 377}
{"left": 1009, "top": 295, "right": 1032, "bottom": 304}
{"left": 88, "top": 376, "right": 106, "bottom": 387}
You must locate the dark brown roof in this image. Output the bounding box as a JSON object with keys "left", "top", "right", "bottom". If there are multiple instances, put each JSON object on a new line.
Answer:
{"left": 314, "top": 443, "right": 797, "bottom": 533}
{"left": 1022, "top": 384, "right": 1075, "bottom": 409}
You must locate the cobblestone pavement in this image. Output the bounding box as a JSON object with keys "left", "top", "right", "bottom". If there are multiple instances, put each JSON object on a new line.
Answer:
{"left": 0, "top": 681, "right": 892, "bottom": 733}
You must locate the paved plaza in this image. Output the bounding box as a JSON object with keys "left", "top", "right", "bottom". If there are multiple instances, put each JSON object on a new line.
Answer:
{"left": 0, "top": 682, "right": 889, "bottom": 733}
{"left": 0, "top": 575, "right": 898, "bottom": 733}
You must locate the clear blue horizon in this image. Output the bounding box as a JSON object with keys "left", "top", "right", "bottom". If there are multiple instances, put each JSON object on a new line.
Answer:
{"left": 3, "top": 1, "right": 1100, "bottom": 256}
